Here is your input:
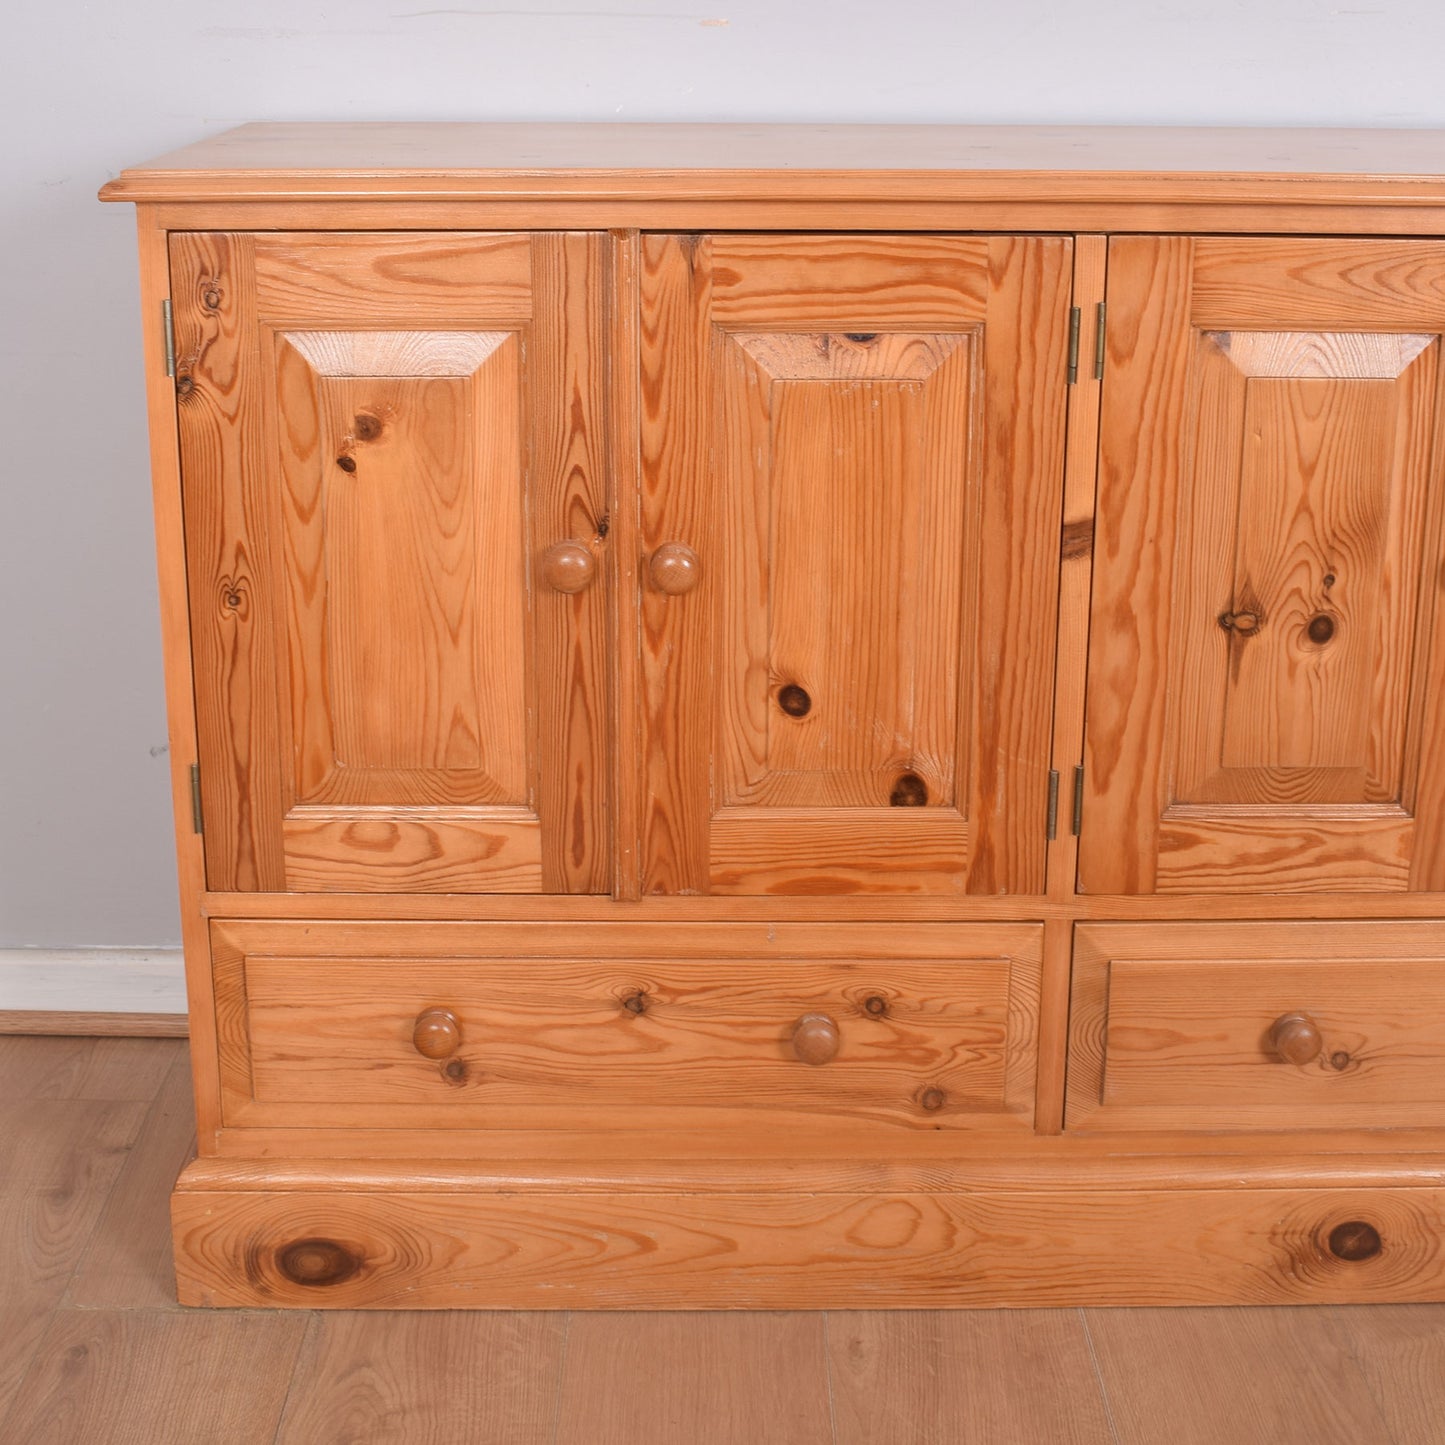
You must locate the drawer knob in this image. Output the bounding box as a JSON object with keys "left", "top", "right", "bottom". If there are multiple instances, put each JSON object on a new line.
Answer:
{"left": 1268, "top": 1011, "right": 1323, "bottom": 1066}
{"left": 791, "top": 1012, "right": 840, "bottom": 1066}
{"left": 648, "top": 542, "right": 701, "bottom": 595}
{"left": 413, "top": 1007, "right": 461, "bottom": 1060}
{"left": 541, "top": 541, "right": 597, "bottom": 594}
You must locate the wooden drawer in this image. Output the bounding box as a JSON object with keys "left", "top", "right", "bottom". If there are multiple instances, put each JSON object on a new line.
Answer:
{"left": 1067, "top": 922, "right": 1445, "bottom": 1132}
{"left": 212, "top": 920, "right": 1041, "bottom": 1133}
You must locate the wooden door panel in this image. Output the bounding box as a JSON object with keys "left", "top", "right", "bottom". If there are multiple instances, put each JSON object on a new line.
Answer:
{"left": 274, "top": 331, "right": 527, "bottom": 805}
{"left": 636, "top": 234, "right": 1072, "bottom": 896}
{"left": 1084, "top": 239, "right": 1445, "bottom": 894}
{"left": 172, "top": 232, "right": 609, "bottom": 894}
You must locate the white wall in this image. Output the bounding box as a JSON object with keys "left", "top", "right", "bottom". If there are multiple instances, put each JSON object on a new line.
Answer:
{"left": 4, "top": 0, "right": 1445, "bottom": 947}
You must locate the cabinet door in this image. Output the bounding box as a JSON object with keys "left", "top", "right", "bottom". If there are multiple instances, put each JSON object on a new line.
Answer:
{"left": 172, "top": 232, "right": 609, "bottom": 893}
{"left": 634, "top": 235, "right": 1073, "bottom": 894}
{"left": 1083, "top": 239, "right": 1445, "bottom": 894}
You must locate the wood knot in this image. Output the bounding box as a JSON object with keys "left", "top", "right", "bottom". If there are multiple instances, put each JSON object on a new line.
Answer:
{"left": 441, "top": 1058, "right": 467, "bottom": 1084}
{"left": 918, "top": 1087, "right": 946, "bottom": 1112}
{"left": 335, "top": 455, "right": 357, "bottom": 473}
{"left": 621, "top": 990, "right": 649, "bottom": 1015}
{"left": 843, "top": 332, "right": 878, "bottom": 343}
{"left": 863, "top": 994, "right": 889, "bottom": 1017}
{"left": 201, "top": 284, "right": 223, "bottom": 311}
{"left": 174, "top": 373, "right": 195, "bottom": 398}
{"left": 889, "top": 773, "right": 928, "bottom": 807}
{"left": 218, "top": 577, "right": 248, "bottom": 617}
{"left": 1306, "top": 613, "right": 1336, "bottom": 645}
{"left": 1327, "top": 1220, "right": 1382, "bottom": 1262}
{"left": 1329, "top": 1050, "right": 1352, "bottom": 1071}
{"left": 275, "top": 1237, "right": 363, "bottom": 1287}
{"left": 777, "top": 684, "right": 812, "bottom": 718}
{"left": 1218, "top": 609, "right": 1262, "bottom": 637}
{"left": 352, "top": 412, "right": 383, "bottom": 442}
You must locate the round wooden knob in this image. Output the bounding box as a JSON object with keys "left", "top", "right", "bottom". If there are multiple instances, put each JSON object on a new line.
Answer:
{"left": 1268, "top": 1011, "right": 1323, "bottom": 1066}
{"left": 648, "top": 543, "right": 701, "bottom": 595}
{"left": 413, "top": 1007, "right": 461, "bottom": 1060}
{"left": 791, "top": 1012, "right": 840, "bottom": 1066}
{"left": 541, "top": 541, "right": 596, "bottom": 594}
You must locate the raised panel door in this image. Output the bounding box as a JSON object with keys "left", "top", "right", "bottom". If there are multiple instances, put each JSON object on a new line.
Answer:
{"left": 172, "top": 232, "right": 610, "bottom": 893}
{"left": 1083, "top": 239, "right": 1445, "bottom": 893}
{"left": 633, "top": 234, "right": 1073, "bottom": 895}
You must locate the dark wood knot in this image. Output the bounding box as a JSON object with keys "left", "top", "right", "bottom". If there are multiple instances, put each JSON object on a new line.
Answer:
{"left": 1329, "top": 1050, "right": 1352, "bottom": 1071}
{"left": 335, "top": 455, "right": 357, "bottom": 473}
{"left": 175, "top": 373, "right": 194, "bottom": 397}
{"left": 1307, "top": 613, "right": 1336, "bottom": 645}
{"left": 778, "top": 684, "right": 812, "bottom": 718}
{"left": 890, "top": 773, "right": 928, "bottom": 807}
{"left": 863, "top": 994, "right": 889, "bottom": 1017}
{"left": 843, "top": 332, "right": 878, "bottom": 343}
{"left": 1327, "top": 1220, "right": 1382, "bottom": 1262}
{"left": 276, "top": 1237, "right": 363, "bottom": 1287}
{"left": 201, "top": 284, "right": 223, "bottom": 311}
{"left": 918, "top": 1087, "right": 946, "bottom": 1112}
{"left": 441, "top": 1058, "right": 467, "bottom": 1083}
{"left": 621, "top": 990, "right": 649, "bottom": 1015}
{"left": 1218, "top": 610, "right": 1261, "bottom": 637}
{"left": 353, "top": 412, "right": 383, "bottom": 442}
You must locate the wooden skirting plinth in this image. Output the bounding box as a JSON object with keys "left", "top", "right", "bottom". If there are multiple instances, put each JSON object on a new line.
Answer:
{"left": 172, "top": 1161, "right": 1445, "bottom": 1309}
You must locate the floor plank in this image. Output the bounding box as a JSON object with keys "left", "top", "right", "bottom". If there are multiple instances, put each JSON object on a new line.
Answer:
{"left": 1329, "top": 1304, "right": 1445, "bottom": 1445}
{"left": 0, "top": 1035, "right": 178, "bottom": 1102}
{"left": 0, "top": 1099, "right": 148, "bottom": 1424}
{"left": 554, "top": 1312, "right": 832, "bottom": 1445}
{"left": 1085, "top": 1306, "right": 1395, "bottom": 1445}
{"left": 274, "top": 1311, "right": 566, "bottom": 1444}
{"left": 828, "top": 1308, "right": 1116, "bottom": 1444}
{"left": 67, "top": 1050, "right": 197, "bottom": 1310}
{"left": 0, "top": 1309, "right": 307, "bottom": 1445}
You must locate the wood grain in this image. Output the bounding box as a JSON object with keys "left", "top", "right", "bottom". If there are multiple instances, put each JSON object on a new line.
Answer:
{"left": 0, "top": 1309, "right": 306, "bottom": 1445}
{"left": 530, "top": 232, "right": 612, "bottom": 894}
{"left": 211, "top": 922, "right": 1040, "bottom": 1133}
{"left": 68, "top": 1049, "right": 196, "bottom": 1310}
{"left": 99, "top": 122, "right": 1445, "bottom": 207}
{"left": 275, "top": 1312, "right": 565, "bottom": 1445}
{"left": 1085, "top": 235, "right": 1445, "bottom": 894}
{"left": 172, "top": 1182, "right": 1445, "bottom": 1309}
{"left": 555, "top": 1314, "right": 830, "bottom": 1445}
{"left": 0, "top": 1036, "right": 177, "bottom": 1103}
{"left": 1329, "top": 1304, "right": 1445, "bottom": 1445}
{"left": 829, "top": 1310, "right": 1115, "bottom": 1444}
{"left": 0, "top": 1098, "right": 146, "bottom": 1421}
{"left": 171, "top": 231, "right": 286, "bottom": 892}
{"left": 1069, "top": 920, "right": 1445, "bottom": 1131}
{"left": 637, "top": 233, "right": 1069, "bottom": 895}
{"left": 252, "top": 231, "right": 531, "bottom": 322}
{"left": 0, "top": 1012, "right": 187, "bottom": 1038}
{"left": 1086, "top": 1307, "right": 1394, "bottom": 1445}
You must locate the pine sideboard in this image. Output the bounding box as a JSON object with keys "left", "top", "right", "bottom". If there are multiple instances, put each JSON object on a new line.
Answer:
{"left": 102, "top": 124, "right": 1445, "bottom": 1308}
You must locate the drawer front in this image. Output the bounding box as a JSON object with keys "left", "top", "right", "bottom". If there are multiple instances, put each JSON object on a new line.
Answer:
{"left": 213, "top": 920, "right": 1041, "bottom": 1133}
{"left": 1068, "top": 921, "right": 1445, "bottom": 1132}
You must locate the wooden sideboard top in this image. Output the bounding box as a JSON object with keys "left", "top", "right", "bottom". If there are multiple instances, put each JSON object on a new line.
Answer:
{"left": 100, "top": 122, "right": 1445, "bottom": 205}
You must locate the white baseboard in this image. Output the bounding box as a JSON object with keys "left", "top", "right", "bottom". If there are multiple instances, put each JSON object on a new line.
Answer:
{"left": 0, "top": 948, "right": 187, "bottom": 1015}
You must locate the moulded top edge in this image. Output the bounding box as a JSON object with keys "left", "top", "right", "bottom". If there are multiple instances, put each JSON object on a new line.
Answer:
{"left": 98, "top": 122, "right": 1445, "bottom": 204}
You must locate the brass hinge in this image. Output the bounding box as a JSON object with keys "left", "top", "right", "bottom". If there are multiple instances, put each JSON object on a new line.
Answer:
{"left": 189, "top": 762, "right": 203, "bottom": 834}
{"left": 1093, "top": 301, "right": 1107, "bottom": 380}
{"left": 1046, "top": 769, "right": 1060, "bottom": 840}
{"left": 1071, "top": 765, "right": 1085, "bottom": 837}
{"left": 162, "top": 299, "right": 176, "bottom": 378}
{"left": 1066, "top": 306, "right": 1081, "bottom": 384}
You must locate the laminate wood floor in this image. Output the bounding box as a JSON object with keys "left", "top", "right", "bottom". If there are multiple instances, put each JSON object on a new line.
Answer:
{"left": 1, "top": 1034, "right": 1440, "bottom": 1444}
